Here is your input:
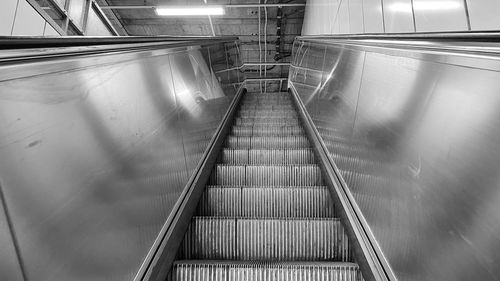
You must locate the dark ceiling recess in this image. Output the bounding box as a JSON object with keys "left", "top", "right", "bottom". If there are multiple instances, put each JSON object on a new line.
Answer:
{"left": 98, "top": 0, "right": 307, "bottom": 86}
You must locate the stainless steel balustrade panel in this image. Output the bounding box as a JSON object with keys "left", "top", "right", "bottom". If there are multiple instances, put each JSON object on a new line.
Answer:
{"left": 0, "top": 41, "right": 240, "bottom": 281}
{"left": 0, "top": 197, "right": 23, "bottom": 281}
{"left": 289, "top": 39, "right": 500, "bottom": 281}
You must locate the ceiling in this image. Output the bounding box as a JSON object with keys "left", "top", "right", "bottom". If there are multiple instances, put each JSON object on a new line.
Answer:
{"left": 98, "top": 0, "right": 307, "bottom": 85}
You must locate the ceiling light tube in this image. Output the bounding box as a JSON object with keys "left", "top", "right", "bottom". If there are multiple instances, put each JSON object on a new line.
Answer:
{"left": 155, "top": 6, "right": 225, "bottom": 16}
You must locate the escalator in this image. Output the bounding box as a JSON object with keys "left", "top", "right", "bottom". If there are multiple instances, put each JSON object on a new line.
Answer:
{"left": 170, "top": 91, "right": 363, "bottom": 280}
{"left": 2, "top": 34, "right": 495, "bottom": 281}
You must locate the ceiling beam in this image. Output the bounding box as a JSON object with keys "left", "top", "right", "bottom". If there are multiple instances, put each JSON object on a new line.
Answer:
{"left": 100, "top": 3, "right": 306, "bottom": 10}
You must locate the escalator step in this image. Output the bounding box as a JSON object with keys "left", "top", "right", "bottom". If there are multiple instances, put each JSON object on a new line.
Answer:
{"left": 238, "top": 111, "right": 297, "bottom": 118}
{"left": 235, "top": 118, "right": 300, "bottom": 126}
{"left": 172, "top": 91, "right": 360, "bottom": 280}
{"left": 221, "top": 149, "right": 315, "bottom": 164}
{"left": 241, "top": 100, "right": 293, "bottom": 106}
{"left": 196, "top": 186, "right": 241, "bottom": 217}
{"left": 197, "top": 186, "right": 335, "bottom": 218}
{"left": 240, "top": 105, "right": 294, "bottom": 110}
{"left": 209, "top": 165, "right": 323, "bottom": 186}
{"left": 179, "top": 217, "right": 351, "bottom": 261}
{"left": 172, "top": 260, "right": 361, "bottom": 281}
{"left": 226, "top": 136, "right": 309, "bottom": 149}
{"left": 231, "top": 125, "right": 305, "bottom": 136}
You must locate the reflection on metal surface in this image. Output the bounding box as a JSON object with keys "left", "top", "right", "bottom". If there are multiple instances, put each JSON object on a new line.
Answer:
{"left": 0, "top": 40, "right": 242, "bottom": 280}
{"left": 290, "top": 38, "right": 500, "bottom": 281}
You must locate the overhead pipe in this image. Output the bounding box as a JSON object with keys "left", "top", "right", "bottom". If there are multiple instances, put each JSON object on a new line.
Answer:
{"left": 274, "top": 6, "right": 283, "bottom": 61}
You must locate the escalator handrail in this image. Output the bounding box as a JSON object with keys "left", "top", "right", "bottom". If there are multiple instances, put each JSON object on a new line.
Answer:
{"left": 0, "top": 36, "right": 239, "bottom": 64}
{"left": 296, "top": 32, "right": 500, "bottom": 57}
{"left": 297, "top": 31, "right": 500, "bottom": 42}
{"left": 0, "top": 35, "right": 238, "bottom": 48}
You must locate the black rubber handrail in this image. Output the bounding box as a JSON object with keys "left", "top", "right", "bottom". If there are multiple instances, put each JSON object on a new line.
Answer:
{"left": 0, "top": 35, "right": 238, "bottom": 49}
{"left": 297, "top": 31, "right": 500, "bottom": 42}
{"left": 0, "top": 36, "right": 239, "bottom": 65}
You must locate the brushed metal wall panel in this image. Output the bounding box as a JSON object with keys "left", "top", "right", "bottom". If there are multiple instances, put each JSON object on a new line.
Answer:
{"left": 302, "top": 0, "right": 336, "bottom": 35}
{"left": 382, "top": 0, "right": 415, "bottom": 32}
{"left": 413, "top": 0, "right": 468, "bottom": 31}
{"left": 290, "top": 38, "right": 500, "bottom": 281}
{"left": 11, "top": 0, "right": 45, "bottom": 35}
{"left": 0, "top": 197, "right": 23, "bottom": 281}
{"left": 338, "top": 0, "right": 351, "bottom": 34}
{"left": 362, "top": 0, "right": 384, "bottom": 33}
{"left": 466, "top": 0, "right": 500, "bottom": 30}
{"left": 349, "top": 0, "right": 365, "bottom": 34}
{"left": 0, "top": 41, "right": 241, "bottom": 280}
{"left": 302, "top": 0, "right": 500, "bottom": 35}
{"left": 0, "top": 0, "right": 18, "bottom": 35}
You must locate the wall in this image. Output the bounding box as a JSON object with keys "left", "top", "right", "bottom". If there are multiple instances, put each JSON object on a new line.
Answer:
{"left": 302, "top": 0, "right": 500, "bottom": 35}
{"left": 0, "top": 0, "right": 115, "bottom": 36}
{"left": 0, "top": 0, "right": 60, "bottom": 36}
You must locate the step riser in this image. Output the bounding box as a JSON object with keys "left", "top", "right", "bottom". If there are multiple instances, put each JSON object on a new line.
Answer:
{"left": 231, "top": 126, "right": 305, "bottom": 136}
{"left": 239, "top": 109, "right": 295, "bottom": 113}
{"left": 240, "top": 106, "right": 295, "bottom": 111}
{"left": 172, "top": 263, "right": 361, "bottom": 281}
{"left": 226, "top": 137, "right": 310, "bottom": 149}
{"left": 235, "top": 119, "right": 300, "bottom": 126}
{"left": 210, "top": 165, "right": 323, "bottom": 186}
{"left": 221, "top": 149, "right": 315, "bottom": 165}
{"left": 197, "top": 187, "right": 336, "bottom": 218}
{"left": 239, "top": 112, "right": 298, "bottom": 118}
{"left": 179, "top": 218, "right": 351, "bottom": 261}
{"left": 241, "top": 103, "right": 293, "bottom": 107}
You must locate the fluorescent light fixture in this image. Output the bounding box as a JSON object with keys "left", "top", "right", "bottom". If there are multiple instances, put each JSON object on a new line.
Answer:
{"left": 390, "top": 1, "right": 461, "bottom": 12}
{"left": 155, "top": 6, "right": 225, "bottom": 16}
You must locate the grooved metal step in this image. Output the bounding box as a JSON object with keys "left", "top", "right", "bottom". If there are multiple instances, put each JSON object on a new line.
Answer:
{"left": 235, "top": 117, "right": 300, "bottom": 126}
{"left": 209, "top": 165, "right": 323, "bottom": 186}
{"left": 172, "top": 91, "right": 360, "bottom": 280}
{"left": 220, "top": 148, "right": 315, "bottom": 165}
{"left": 240, "top": 105, "right": 295, "bottom": 110}
{"left": 172, "top": 261, "right": 361, "bottom": 281}
{"left": 238, "top": 111, "right": 298, "bottom": 118}
{"left": 241, "top": 101, "right": 293, "bottom": 106}
{"left": 197, "top": 186, "right": 336, "bottom": 218}
{"left": 179, "top": 217, "right": 351, "bottom": 261}
{"left": 231, "top": 125, "right": 305, "bottom": 136}
{"left": 226, "top": 136, "right": 310, "bottom": 149}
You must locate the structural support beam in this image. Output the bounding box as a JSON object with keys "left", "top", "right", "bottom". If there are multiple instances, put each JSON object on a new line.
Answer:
{"left": 25, "top": 0, "right": 67, "bottom": 35}
{"left": 244, "top": 62, "right": 290, "bottom": 66}
{"left": 215, "top": 63, "right": 290, "bottom": 74}
{"left": 100, "top": 3, "right": 306, "bottom": 10}
{"left": 92, "top": 1, "right": 120, "bottom": 36}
